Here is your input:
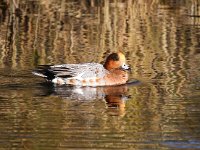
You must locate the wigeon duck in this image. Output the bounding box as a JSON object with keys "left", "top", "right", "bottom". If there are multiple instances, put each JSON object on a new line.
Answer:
{"left": 32, "top": 51, "right": 131, "bottom": 86}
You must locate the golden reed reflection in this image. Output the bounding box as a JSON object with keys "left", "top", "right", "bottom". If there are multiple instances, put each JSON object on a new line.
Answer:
{"left": 0, "top": 1, "right": 199, "bottom": 65}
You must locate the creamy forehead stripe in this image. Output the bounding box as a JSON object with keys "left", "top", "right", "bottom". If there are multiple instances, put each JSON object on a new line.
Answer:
{"left": 118, "top": 53, "right": 126, "bottom": 62}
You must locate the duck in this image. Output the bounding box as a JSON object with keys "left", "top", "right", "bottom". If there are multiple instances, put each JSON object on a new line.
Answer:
{"left": 32, "top": 51, "right": 131, "bottom": 86}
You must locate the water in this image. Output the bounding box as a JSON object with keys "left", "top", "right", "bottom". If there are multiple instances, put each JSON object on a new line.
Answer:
{"left": 0, "top": 0, "right": 200, "bottom": 149}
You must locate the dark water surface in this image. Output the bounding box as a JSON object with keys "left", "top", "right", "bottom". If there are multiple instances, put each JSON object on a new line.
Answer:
{"left": 0, "top": 0, "right": 200, "bottom": 149}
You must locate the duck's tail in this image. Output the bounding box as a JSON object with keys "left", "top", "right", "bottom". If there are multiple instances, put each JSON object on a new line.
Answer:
{"left": 32, "top": 65, "right": 55, "bottom": 81}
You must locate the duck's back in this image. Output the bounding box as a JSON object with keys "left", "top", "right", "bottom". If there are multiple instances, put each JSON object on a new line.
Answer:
{"left": 33, "top": 63, "right": 108, "bottom": 86}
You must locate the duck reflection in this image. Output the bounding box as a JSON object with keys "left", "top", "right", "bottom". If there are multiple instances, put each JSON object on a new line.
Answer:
{"left": 54, "top": 85, "right": 130, "bottom": 116}
{"left": 39, "top": 79, "right": 139, "bottom": 115}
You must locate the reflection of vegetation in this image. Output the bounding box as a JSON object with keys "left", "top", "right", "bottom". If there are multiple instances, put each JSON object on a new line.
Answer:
{"left": 0, "top": 0, "right": 199, "bottom": 67}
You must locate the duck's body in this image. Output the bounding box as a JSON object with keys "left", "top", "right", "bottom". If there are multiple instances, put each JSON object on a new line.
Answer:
{"left": 33, "top": 52, "right": 130, "bottom": 86}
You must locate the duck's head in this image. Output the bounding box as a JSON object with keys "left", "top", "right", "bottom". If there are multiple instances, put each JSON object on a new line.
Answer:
{"left": 104, "top": 51, "right": 131, "bottom": 71}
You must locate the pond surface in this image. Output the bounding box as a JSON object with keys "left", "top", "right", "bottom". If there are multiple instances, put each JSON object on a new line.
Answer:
{"left": 0, "top": 0, "right": 200, "bottom": 149}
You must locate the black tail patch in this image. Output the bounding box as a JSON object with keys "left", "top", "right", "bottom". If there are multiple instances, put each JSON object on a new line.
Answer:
{"left": 33, "top": 65, "right": 55, "bottom": 81}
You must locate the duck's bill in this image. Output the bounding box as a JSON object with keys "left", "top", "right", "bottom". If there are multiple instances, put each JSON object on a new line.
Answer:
{"left": 121, "top": 64, "right": 131, "bottom": 72}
